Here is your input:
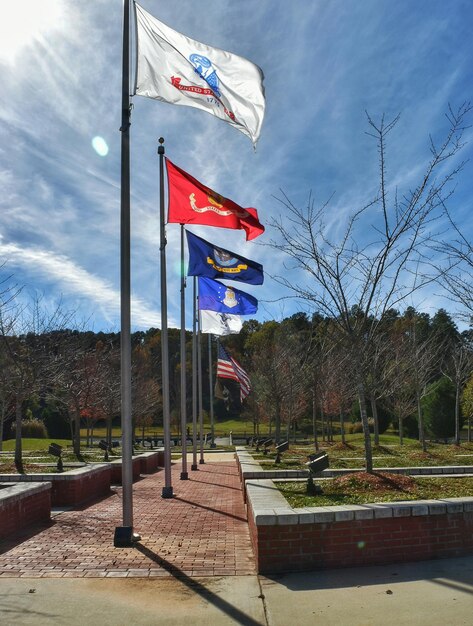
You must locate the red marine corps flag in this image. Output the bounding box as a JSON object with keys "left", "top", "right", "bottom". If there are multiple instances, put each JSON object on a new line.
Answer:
{"left": 166, "top": 160, "right": 264, "bottom": 241}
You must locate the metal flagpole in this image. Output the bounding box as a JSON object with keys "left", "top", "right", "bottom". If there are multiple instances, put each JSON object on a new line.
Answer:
{"left": 180, "top": 224, "right": 188, "bottom": 480}
{"left": 208, "top": 334, "right": 216, "bottom": 448}
{"left": 191, "top": 276, "right": 198, "bottom": 470}
{"left": 114, "top": 0, "right": 139, "bottom": 547}
{"left": 197, "top": 289, "right": 205, "bottom": 464}
{"left": 158, "top": 138, "right": 173, "bottom": 498}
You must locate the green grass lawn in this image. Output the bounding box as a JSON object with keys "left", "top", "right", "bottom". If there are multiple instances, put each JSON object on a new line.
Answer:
{"left": 1, "top": 438, "right": 72, "bottom": 451}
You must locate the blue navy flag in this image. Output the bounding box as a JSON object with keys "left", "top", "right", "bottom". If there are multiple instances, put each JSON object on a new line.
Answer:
{"left": 198, "top": 276, "right": 258, "bottom": 315}
{"left": 186, "top": 231, "right": 264, "bottom": 285}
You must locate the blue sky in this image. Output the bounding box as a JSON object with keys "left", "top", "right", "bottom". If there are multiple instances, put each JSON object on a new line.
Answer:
{"left": 0, "top": 0, "right": 472, "bottom": 332}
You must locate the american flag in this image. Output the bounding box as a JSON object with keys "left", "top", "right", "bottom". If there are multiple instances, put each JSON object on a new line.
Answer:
{"left": 217, "top": 343, "right": 251, "bottom": 401}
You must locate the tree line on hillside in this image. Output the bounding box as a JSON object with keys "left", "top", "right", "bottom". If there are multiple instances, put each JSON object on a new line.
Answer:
{"left": 230, "top": 309, "right": 473, "bottom": 450}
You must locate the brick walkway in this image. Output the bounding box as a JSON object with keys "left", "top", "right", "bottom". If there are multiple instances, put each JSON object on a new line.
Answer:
{"left": 0, "top": 460, "right": 255, "bottom": 578}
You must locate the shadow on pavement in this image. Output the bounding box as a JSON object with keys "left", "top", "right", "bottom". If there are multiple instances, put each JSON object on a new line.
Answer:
{"left": 264, "top": 555, "right": 473, "bottom": 594}
{"left": 135, "top": 543, "right": 264, "bottom": 626}
{"left": 173, "top": 496, "right": 247, "bottom": 522}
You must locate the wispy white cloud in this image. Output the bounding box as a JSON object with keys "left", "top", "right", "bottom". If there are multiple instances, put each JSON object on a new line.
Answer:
{"left": 0, "top": 237, "right": 166, "bottom": 329}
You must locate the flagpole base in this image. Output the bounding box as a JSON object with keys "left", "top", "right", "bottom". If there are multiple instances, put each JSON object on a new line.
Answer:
{"left": 191, "top": 464, "right": 198, "bottom": 471}
{"left": 161, "top": 486, "right": 174, "bottom": 498}
{"left": 210, "top": 443, "right": 217, "bottom": 449}
{"left": 180, "top": 472, "right": 189, "bottom": 480}
{"left": 113, "top": 527, "right": 141, "bottom": 547}
{"left": 199, "top": 459, "right": 205, "bottom": 465}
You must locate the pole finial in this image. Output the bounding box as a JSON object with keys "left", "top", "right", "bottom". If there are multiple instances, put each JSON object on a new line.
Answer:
{"left": 158, "top": 137, "right": 165, "bottom": 155}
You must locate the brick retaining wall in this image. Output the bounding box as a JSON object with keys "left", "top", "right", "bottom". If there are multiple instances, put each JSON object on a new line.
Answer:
{"left": 139, "top": 449, "right": 164, "bottom": 474}
{"left": 237, "top": 450, "right": 473, "bottom": 574}
{"left": 0, "top": 483, "right": 51, "bottom": 539}
{"left": 0, "top": 465, "right": 112, "bottom": 506}
{"left": 0, "top": 450, "right": 163, "bottom": 507}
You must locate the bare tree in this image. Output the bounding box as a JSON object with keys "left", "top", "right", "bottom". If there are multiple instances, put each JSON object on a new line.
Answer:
{"left": 248, "top": 321, "right": 311, "bottom": 444}
{"left": 442, "top": 332, "right": 473, "bottom": 445}
{"left": 50, "top": 333, "right": 107, "bottom": 456}
{"left": 461, "top": 374, "right": 473, "bottom": 443}
{"left": 0, "top": 297, "right": 74, "bottom": 468}
{"left": 433, "top": 206, "right": 473, "bottom": 322}
{"left": 267, "top": 105, "right": 470, "bottom": 472}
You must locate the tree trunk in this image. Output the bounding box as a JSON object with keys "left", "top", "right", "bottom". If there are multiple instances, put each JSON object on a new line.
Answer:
{"left": 312, "top": 393, "right": 319, "bottom": 451}
{"left": 106, "top": 416, "right": 112, "bottom": 447}
{"left": 357, "top": 381, "right": 373, "bottom": 473}
{"left": 275, "top": 401, "right": 281, "bottom": 444}
{"left": 339, "top": 408, "right": 345, "bottom": 444}
{"left": 454, "top": 383, "right": 461, "bottom": 446}
{"left": 370, "top": 396, "right": 380, "bottom": 447}
{"left": 14, "top": 395, "right": 23, "bottom": 470}
{"left": 416, "top": 391, "right": 427, "bottom": 452}
{"left": 73, "top": 410, "right": 81, "bottom": 456}
{"left": 320, "top": 401, "right": 326, "bottom": 442}
{"left": 0, "top": 403, "right": 5, "bottom": 452}
{"left": 398, "top": 414, "right": 404, "bottom": 446}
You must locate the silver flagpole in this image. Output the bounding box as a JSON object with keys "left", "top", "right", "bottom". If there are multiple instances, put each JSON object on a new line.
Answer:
{"left": 191, "top": 276, "right": 198, "bottom": 471}
{"left": 180, "top": 224, "right": 188, "bottom": 479}
{"left": 158, "top": 138, "right": 173, "bottom": 498}
{"left": 114, "top": 0, "right": 139, "bottom": 547}
{"left": 198, "top": 288, "right": 205, "bottom": 464}
{"left": 208, "top": 334, "right": 216, "bottom": 448}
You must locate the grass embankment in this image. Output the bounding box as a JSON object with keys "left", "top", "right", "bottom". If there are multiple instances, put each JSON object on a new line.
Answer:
{"left": 81, "top": 419, "right": 261, "bottom": 439}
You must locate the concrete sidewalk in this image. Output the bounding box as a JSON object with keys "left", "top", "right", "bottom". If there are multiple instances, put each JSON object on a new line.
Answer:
{"left": 1, "top": 555, "right": 472, "bottom": 625}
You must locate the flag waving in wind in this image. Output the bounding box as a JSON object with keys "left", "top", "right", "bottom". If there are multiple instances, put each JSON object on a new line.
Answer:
{"left": 167, "top": 160, "right": 264, "bottom": 241}
{"left": 134, "top": 2, "right": 266, "bottom": 145}
{"left": 186, "top": 231, "right": 264, "bottom": 284}
{"left": 198, "top": 276, "right": 258, "bottom": 315}
{"left": 217, "top": 343, "right": 251, "bottom": 401}
{"left": 200, "top": 310, "right": 242, "bottom": 336}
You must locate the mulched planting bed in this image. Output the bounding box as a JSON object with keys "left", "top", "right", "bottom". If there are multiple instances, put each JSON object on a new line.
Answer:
{"left": 278, "top": 472, "right": 473, "bottom": 507}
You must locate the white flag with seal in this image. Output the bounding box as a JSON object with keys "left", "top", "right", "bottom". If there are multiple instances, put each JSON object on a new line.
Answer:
{"left": 134, "top": 2, "right": 265, "bottom": 145}
{"left": 199, "top": 310, "right": 243, "bottom": 336}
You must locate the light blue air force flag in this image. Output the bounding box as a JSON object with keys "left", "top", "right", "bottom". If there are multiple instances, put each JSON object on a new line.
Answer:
{"left": 198, "top": 277, "right": 258, "bottom": 315}
{"left": 187, "top": 230, "right": 264, "bottom": 285}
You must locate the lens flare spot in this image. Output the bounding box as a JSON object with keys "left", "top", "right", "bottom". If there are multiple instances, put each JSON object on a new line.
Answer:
{"left": 92, "top": 136, "right": 109, "bottom": 157}
{"left": 357, "top": 541, "right": 366, "bottom": 550}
